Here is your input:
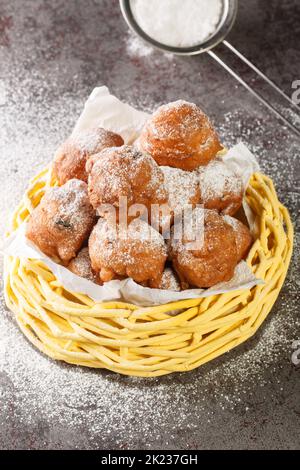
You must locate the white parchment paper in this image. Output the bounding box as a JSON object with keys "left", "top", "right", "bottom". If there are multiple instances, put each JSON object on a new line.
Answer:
{"left": 3, "top": 87, "right": 263, "bottom": 306}
{"left": 73, "top": 86, "right": 149, "bottom": 144}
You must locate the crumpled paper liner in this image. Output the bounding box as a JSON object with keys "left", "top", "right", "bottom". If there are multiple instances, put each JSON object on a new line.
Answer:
{"left": 3, "top": 87, "right": 263, "bottom": 306}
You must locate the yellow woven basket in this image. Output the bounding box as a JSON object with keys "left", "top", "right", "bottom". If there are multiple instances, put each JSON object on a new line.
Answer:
{"left": 4, "top": 168, "right": 293, "bottom": 377}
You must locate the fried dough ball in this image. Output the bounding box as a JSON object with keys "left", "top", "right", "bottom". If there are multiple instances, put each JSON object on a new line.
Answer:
{"left": 89, "top": 217, "right": 167, "bottom": 286}
{"left": 87, "top": 145, "right": 168, "bottom": 220}
{"left": 67, "top": 247, "right": 100, "bottom": 283}
{"left": 170, "top": 208, "right": 238, "bottom": 288}
{"left": 198, "top": 159, "right": 243, "bottom": 216}
{"left": 138, "top": 100, "right": 222, "bottom": 171}
{"left": 53, "top": 127, "right": 124, "bottom": 185}
{"left": 223, "top": 216, "right": 253, "bottom": 262}
{"left": 161, "top": 166, "right": 200, "bottom": 214}
{"left": 150, "top": 267, "right": 181, "bottom": 291}
{"left": 26, "top": 179, "right": 96, "bottom": 263}
{"left": 158, "top": 166, "right": 201, "bottom": 234}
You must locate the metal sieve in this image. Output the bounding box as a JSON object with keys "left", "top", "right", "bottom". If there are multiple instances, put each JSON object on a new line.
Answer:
{"left": 120, "top": 0, "right": 300, "bottom": 137}
{"left": 120, "top": 0, "right": 238, "bottom": 55}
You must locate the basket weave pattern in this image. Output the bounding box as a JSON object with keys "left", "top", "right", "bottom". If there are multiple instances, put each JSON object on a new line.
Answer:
{"left": 4, "top": 169, "right": 293, "bottom": 377}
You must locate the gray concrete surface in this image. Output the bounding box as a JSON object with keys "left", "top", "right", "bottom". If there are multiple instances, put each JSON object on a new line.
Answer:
{"left": 0, "top": 0, "right": 299, "bottom": 450}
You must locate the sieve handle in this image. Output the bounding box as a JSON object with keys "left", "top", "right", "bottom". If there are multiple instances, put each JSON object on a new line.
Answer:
{"left": 208, "top": 40, "right": 300, "bottom": 138}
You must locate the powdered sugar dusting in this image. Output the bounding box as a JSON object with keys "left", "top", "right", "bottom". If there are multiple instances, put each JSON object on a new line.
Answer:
{"left": 223, "top": 214, "right": 241, "bottom": 231}
{"left": 68, "top": 247, "right": 98, "bottom": 282}
{"left": 162, "top": 166, "right": 200, "bottom": 211}
{"left": 223, "top": 214, "right": 252, "bottom": 261}
{"left": 93, "top": 217, "right": 166, "bottom": 254}
{"left": 126, "top": 33, "right": 153, "bottom": 58}
{"left": 0, "top": 0, "right": 298, "bottom": 450}
{"left": 126, "top": 31, "right": 174, "bottom": 62}
{"left": 128, "top": 217, "right": 166, "bottom": 245}
{"left": 150, "top": 100, "right": 209, "bottom": 140}
{"left": 0, "top": 282, "right": 297, "bottom": 449}
{"left": 89, "top": 217, "right": 167, "bottom": 282}
{"left": 88, "top": 145, "right": 167, "bottom": 210}
{"left": 130, "top": 0, "right": 222, "bottom": 48}
{"left": 47, "top": 179, "right": 94, "bottom": 230}
{"left": 171, "top": 207, "right": 206, "bottom": 263}
{"left": 71, "top": 127, "right": 123, "bottom": 154}
{"left": 140, "top": 99, "right": 221, "bottom": 167}
{"left": 158, "top": 267, "right": 181, "bottom": 291}
{"left": 198, "top": 158, "right": 243, "bottom": 201}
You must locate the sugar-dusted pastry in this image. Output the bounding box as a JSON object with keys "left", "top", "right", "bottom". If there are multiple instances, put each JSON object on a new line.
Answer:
{"left": 138, "top": 100, "right": 222, "bottom": 171}
{"left": 26, "top": 179, "right": 96, "bottom": 263}
{"left": 170, "top": 208, "right": 238, "bottom": 288}
{"left": 150, "top": 267, "right": 181, "bottom": 291}
{"left": 87, "top": 145, "right": 168, "bottom": 220}
{"left": 223, "top": 215, "right": 253, "bottom": 262}
{"left": 89, "top": 217, "right": 167, "bottom": 286}
{"left": 161, "top": 166, "right": 200, "bottom": 215}
{"left": 67, "top": 247, "right": 100, "bottom": 283}
{"left": 198, "top": 159, "right": 243, "bottom": 216}
{"left": 53, "top": 127, "right": 124, "bottom": 185}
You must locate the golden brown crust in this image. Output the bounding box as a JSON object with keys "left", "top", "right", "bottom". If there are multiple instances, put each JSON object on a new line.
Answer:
{"left": 139, "top": 100, "right": 222, "bottom": 171}
{"left": 26, "top": 179, "right": 96, "bottom": 263}
{"left": 149, "top": 267, "right": 181, "bottom": 291}
{"left": 27, "top": 99, "right": 250, "bottom": 292}
{"left": 67, "top": 247, "right": 101, "bottom": 283}
{"left": 53, "top": 127, "right": 124, "bottom": 185}
{"left": 87, "top": 145, "right": 168, "bottom": 221}
{"left": 170, "top": 209, "right": 239, "bottom": 288}
{"left": 89, "top": 218, "right": 167, "bottom": 286}
{"left": 202, "top": 192, "right": 243, "bottom": 216}
{"left": 161, "top": 166, "right": 201, "bottom": 213}
{"left": 223, "top": 216, "right": 253, "bottom": 262}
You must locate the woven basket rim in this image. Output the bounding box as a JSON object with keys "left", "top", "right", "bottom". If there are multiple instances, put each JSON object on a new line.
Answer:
{"left": 3, "top": 169, "right": 294, "bottom": 376}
